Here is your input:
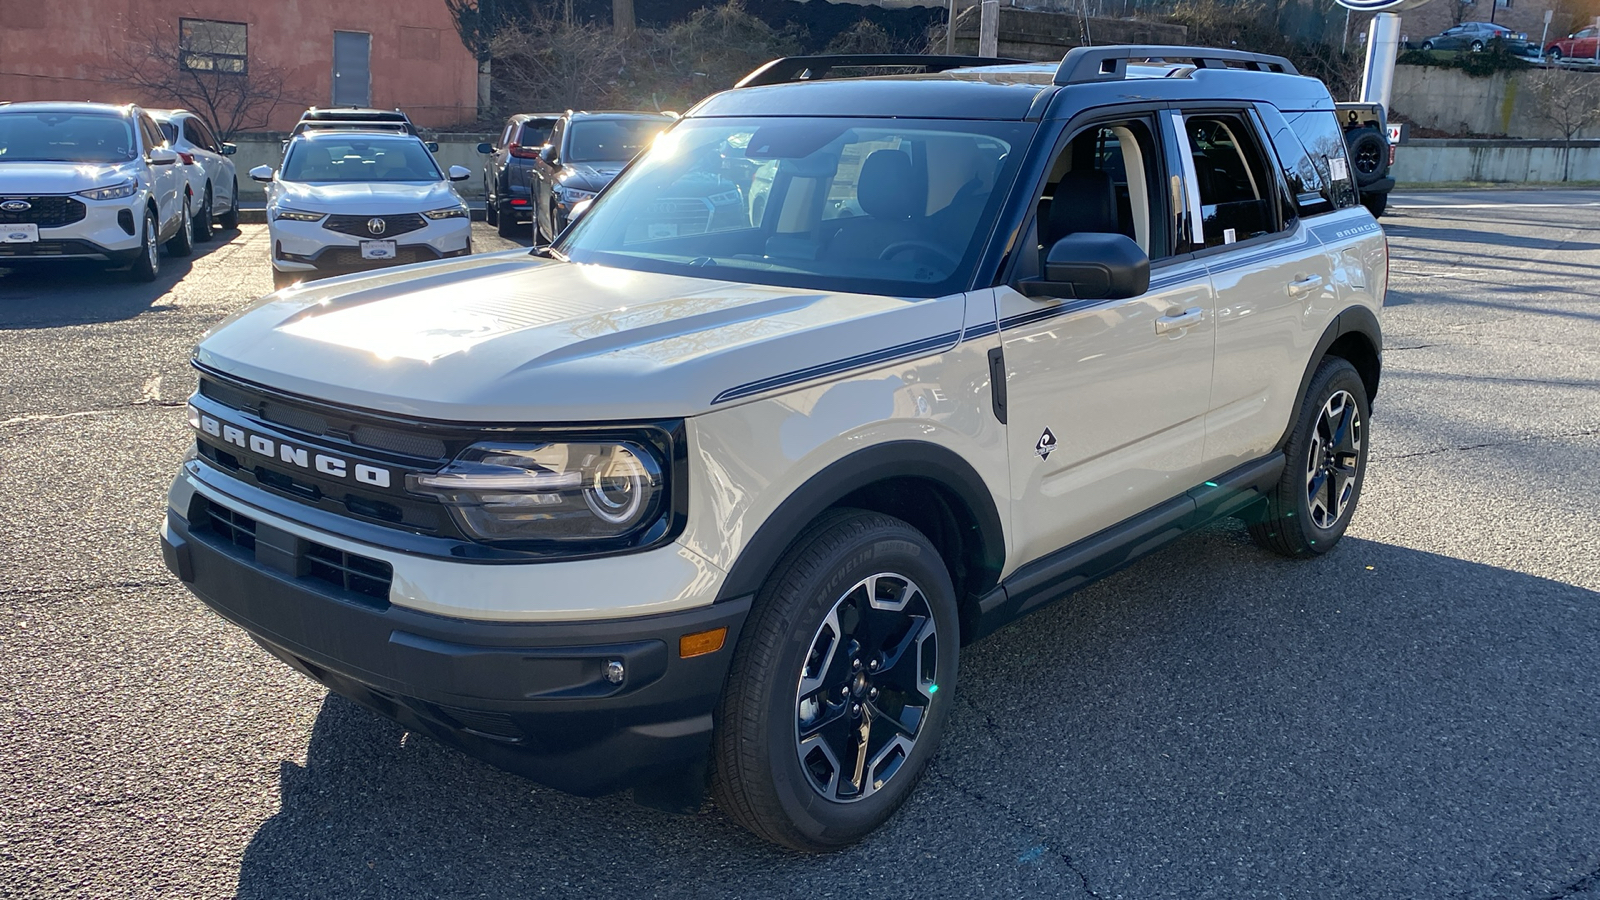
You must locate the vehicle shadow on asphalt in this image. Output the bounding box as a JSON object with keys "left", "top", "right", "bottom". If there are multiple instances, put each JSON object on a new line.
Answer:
{"left": 232, "top": 530, "right": 1600, "bottom": 899}
{"left": 0, "top": 227, "right": 242, "bottom": 330}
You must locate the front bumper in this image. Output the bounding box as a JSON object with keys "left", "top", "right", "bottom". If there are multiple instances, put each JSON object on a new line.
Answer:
{"left": 0, "top": 195, "right": 145, "bottom": 263}
{"left": 161, "top": 473, "right": 749, "bottom": 796}
{"left": 270, "top": 215, "right": 472, "bottom": 275}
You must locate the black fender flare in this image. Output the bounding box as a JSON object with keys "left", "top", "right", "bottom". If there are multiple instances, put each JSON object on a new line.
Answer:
{"left": 714, "top": 441, "right": 1007, "bottom": 603}
{"left": 1277, "top": 305, "right": 1383, "bottom": 451}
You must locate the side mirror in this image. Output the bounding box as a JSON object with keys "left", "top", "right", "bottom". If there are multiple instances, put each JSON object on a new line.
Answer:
{"left": 426, "top": 141, "right": 440, "bottom": 153}
{"left": 447, "top": 165, "right": 471, "bottom": 182}
{"left": 221, "top": 143, "right": 237, "bottom": 156}
{"left": 248, "top": 165, "right": 275, "bottom": 183}
{"left": 147, "top": 147, "right": 178, "bottom": 166}
{"left": 539, "top": 144, "right": 557, "bottom": 164}
{"left": 476, "top": 142, "right": 493, "bottom": 154}
{"left": 1019, "top": 233, "right": 1150, "bottom": 300}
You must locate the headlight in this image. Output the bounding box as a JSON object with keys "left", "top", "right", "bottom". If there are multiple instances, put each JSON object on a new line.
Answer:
{"left": 77, "top": 180, "right": 138, "bottom": 201}
{"left": 422, "top": 206, "right": 468, "bottom": 220}
{"left": 410, "top": 440, "right": 669, "bottom": 544}
{"left": 556, "top": 186, "right": 597, "bottom": 205}
{"left": 274, "top": 208, "right": 325, "bottom": 222}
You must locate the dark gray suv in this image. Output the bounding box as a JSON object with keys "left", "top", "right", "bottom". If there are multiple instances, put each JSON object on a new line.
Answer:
{"left": 477, "top": 113, "right": 560, "bottom": 238}
{"left": 529, "top": 111, "right": 674, "bottom": 244}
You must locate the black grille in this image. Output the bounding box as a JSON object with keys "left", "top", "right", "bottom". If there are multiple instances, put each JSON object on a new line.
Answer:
{"left": 198, "top": 377, "right": 448, "bottom": 460}
{"left": 195, "top": 497, "right": 394, "bottom": 603}
{"left": 323, "top": 213, "right": 427, "bottom": 238}
{"left": 0, "top": 239, "right": 103, "bottom": 258}
{"left": 313, "top": 245, "right": 440, "bottom": 269}
{"left": 0, "top": 196, "right": 85, "bottom": 227}
{"left": 305, "top": 543, "right": 393, "bottom": 600}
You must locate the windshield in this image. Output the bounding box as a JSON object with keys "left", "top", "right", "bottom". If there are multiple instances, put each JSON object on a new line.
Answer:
{"left": 556, "top": 117, "right": 1033, "bottom": 297}
{"left": 0, "top": 113, "right": 136, "bottom": 163}
{"left": 568, "top": 118, "right": 669, "bottom": 163}
{"left": 281, "top": 137, "right": 442, "bottom": 183}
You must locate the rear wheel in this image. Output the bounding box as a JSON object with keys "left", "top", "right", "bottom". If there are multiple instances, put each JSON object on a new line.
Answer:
{"left": 217, "top": 178, "right": 240, "bottom": 230}
{"left": 1470, "top": 39, "right": 1485, "bottom": 52}
{"left": 193, "top": 184, "right": 214, "bottom": 242}
{"left": 1421, "top": 41, "right": 1435, "bottom": 50}
{"left": 1248, "top": 357, "right": 1370, "bottom": 558}
{"left": 497, "top": 208, "right": 518, "bottom": 238}
{"left": 711, "top": 509, "right": 959, "bottom": 852}
{"left": 485, "top": 194, "right": 499, "bottom": 226}
{"left": 166, "top": 196, "right": 194, "bottom": 257}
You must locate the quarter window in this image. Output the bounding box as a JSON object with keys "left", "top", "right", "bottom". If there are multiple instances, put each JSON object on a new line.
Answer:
{"left": 1284, "top": 111, "right": 1359, "bottom": 211}
{"left": 180, "top": 19, "right": 248, "bottom": 74}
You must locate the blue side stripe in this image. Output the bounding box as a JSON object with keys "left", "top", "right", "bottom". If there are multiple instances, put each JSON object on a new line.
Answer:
{"left": 710, "top": 329, "right": 962, "bottom": 404}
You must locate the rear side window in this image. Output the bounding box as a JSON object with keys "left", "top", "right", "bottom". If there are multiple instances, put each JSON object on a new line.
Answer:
{"left": 1183, "top": 113, "right": 1283, "bottom": 248}
{"left": 1282, "top": 110, "right": 1359, "bottom": 211}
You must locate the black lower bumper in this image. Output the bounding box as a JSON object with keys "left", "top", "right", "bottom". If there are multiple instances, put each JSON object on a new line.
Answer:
{"left": 1362, "top": 177, "right": 1396, "bottom": 195}
{"left": 161, "top": 506, "right": 749, "bottom": 797}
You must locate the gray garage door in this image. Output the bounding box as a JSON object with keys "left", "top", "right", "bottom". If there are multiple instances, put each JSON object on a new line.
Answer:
{"left": 332, "top": 31, "right": 371, "bottom": 107}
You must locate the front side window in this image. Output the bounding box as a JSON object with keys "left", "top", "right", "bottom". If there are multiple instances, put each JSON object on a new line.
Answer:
{"left": 557, "top": 117, "right": 1033, "bottom": 297}
{"left": 1183, "top": 113, "right": 1283, "bottom": 248}
{"left": 1035, "top": 119, "right": 1168, "bottom": 262}
{"left": 566, "top": 118, "right": 668, "bottom": 164}
{"left": 0, "top": 113, "right": 136, "bottom": 163}
{"left": 281, "top": 138, "right": 442, "bottom": 183}
{"left": 180, "top": 19, "right": 247, "bottom": 74}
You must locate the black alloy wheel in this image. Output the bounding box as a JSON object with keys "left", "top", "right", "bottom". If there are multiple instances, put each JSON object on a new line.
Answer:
{"left": 712, "top": 509, "right": 959, "bottom": 851}
{"left": 1346, "top": 127, "right": 1388, "bottom": 186}
{"left": 1247, "top": 357, "right": 1370, "bottom": 558}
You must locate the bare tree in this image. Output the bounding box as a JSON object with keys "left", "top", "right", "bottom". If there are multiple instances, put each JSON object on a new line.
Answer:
{"left": 446, "top": 0, "right": 519, "bottom": 116}
{"left": 107, "top": 21, "right": 297, "bottom": 140}
{"left": 1527, "top": 67, "right": 1600, "bottom": 179}
{"left": 489, "top": 16, "right": 628, "bottom": 112}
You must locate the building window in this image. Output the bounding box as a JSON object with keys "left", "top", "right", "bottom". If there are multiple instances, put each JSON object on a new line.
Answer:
{"left": 180, "top": 19, "right": 247, "bottom": 74}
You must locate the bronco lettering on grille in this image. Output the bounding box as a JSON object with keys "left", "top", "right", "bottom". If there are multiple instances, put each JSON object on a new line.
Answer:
{"left": 195, "top": 412, "right": 392, "bottom": 488}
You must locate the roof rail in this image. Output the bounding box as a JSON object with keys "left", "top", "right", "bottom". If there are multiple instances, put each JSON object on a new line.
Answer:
{"left": 1054, "top": 45, "right": 1299, "bottom": 85}
{"left": 736, "top": 54, "right": 1035, "bottom": 89}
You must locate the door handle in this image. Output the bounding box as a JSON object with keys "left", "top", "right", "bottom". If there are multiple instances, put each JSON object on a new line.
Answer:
{"left": 1287, "top": 274, "right": 1324, "bottom": 296}
{"left": 1155, "top": 307, "right": 1203, "bottom": 334}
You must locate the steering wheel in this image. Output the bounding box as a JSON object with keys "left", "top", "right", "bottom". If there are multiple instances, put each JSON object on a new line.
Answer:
{"left": 878, "top": 240, "right": 960, "bottom": 269}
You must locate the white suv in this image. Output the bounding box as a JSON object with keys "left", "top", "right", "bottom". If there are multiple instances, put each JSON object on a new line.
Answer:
{"left": 163, "top": 47, "right": 1386, "bottom": 851}
{"left": 251, "top": 131, "right": 474, "bottom": 289}
{"left": 150, "top": 109, "right": 241, "bottom": 241}
{"left": 0, "top": 102, "right": 195, "bottom": 280}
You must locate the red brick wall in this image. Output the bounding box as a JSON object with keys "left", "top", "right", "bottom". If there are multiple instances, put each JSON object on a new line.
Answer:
{"left": 0, "top": 0, "right": 478, "bottom": 130}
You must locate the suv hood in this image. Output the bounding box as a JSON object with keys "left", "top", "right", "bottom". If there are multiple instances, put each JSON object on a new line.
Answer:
{"left": 194, "top": 252, "right": 966, "bottom": 422}
{"left": 0, "top": 161, "right": 142, "bottom": 194}
{"left": 275, "top": 180, "right": 460, "bottom": 214}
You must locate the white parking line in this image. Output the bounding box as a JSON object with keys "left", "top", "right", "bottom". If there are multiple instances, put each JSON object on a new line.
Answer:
{"left": 1392, "top": 202, "right": 1600, "bottom": 209}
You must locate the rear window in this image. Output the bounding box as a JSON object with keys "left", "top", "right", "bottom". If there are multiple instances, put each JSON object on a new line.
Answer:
{"left": 518, "top": 120, "right": 555, "bottom": 148}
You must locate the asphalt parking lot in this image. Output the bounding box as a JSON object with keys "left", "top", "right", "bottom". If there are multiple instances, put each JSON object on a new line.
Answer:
{"left": 2, "top": 195, "right": 1598, "bottom": 899}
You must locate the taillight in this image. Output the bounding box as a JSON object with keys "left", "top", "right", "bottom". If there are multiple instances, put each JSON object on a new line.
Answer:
{"left": 508, "top": 142, "right": 539, "bottom": 159}
{"left": 177, "top": 151, "right": 196, "bottom": 165}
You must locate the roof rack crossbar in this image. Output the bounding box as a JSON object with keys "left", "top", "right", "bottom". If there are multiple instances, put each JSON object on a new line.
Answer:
{"left": 736, "top": 54, "right": 1035, "bottom": 89}
{"left": 1054, "top": 45, "right": 1299, "bottom": 85}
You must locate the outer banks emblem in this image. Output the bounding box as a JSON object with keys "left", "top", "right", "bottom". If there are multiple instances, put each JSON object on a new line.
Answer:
{"left": 1035, "top": 428, "right": 1057, "bottom": 460}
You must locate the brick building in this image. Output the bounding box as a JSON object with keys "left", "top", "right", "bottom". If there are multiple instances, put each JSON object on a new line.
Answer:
{"left": 0, "top": 0, "right": 478, "bottom": 132}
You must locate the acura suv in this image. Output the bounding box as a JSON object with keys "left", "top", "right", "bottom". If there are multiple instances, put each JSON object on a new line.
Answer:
{"left": 0, "top": 101, "right": 194, "bottom": 280}
{"left": 163, "top": 47, "right": 1386, "bottom": 851}
{"left": 251, "top": 130, "right": 473, "bottom": 288}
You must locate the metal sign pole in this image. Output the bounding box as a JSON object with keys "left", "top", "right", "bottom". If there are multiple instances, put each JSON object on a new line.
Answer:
{"left": 1359, "top": 12, "right": 1402, "bottom": 112}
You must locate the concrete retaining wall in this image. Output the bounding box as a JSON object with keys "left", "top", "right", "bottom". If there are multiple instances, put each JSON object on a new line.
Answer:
{"left": 230, "top": 134, "right": 495, "bottom": 200}
{"left": 1393, "top": 138, "right": 1600, "bottom": 182}
{"left": 1391, "top": 65, "right": 1600, "bottom": 141}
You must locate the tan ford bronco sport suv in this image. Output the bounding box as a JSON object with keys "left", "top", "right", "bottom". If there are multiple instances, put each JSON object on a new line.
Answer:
{"left": 162, "top": 46, "right": 1386, "bottom": 851}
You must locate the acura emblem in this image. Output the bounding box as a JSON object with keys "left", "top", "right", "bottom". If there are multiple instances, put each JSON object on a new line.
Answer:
{"left": 366, "top": 217, "right": 387, "bottom": 236}
{"left": 0, "top": 200, "right": 30, "bottom": 212}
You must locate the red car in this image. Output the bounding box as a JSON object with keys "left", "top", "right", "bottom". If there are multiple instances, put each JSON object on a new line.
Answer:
{"left": 1546, "top": 26, "right": 1599, "bottom": 61}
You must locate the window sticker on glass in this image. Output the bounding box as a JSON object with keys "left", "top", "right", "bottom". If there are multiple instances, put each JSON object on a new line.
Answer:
{"left": 1223, "top": 228, "right": 1237, "bottom": 244}
{"left": 1328, "top": 156, "right": 1349, "bottom": 182}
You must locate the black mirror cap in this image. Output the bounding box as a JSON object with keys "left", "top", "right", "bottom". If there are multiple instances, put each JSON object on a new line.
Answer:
{"left": 1030, "top": 232, "right": 1150, "bottom": 300}
{"left": 477, "top": 142, "right": 493, "bottom": 154}
{"left": 426, "top": 141, "right": 440, "bottom": 152}
{"left": 539, "top": 145, "right": 557, "bottom": 164}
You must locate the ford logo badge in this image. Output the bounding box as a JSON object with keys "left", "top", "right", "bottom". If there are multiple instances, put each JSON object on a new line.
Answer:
{"left": 0, "top": 200, "right": 31, "bottom": 212}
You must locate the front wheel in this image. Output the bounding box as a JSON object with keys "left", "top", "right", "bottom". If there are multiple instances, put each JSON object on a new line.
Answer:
{"left": 127, "top": 208, "right": 160, "bottom": 282}
{"left": 1548, "top": 47, "right": 1564, "bottom": 60}
{"left": 1421, "top": 41, "right": 1434, "bottom": 50}
{"left": 1247, "top": 357, "right": 1370, "bottom": 558}
{"left": 712, "top": 509, "right": 960, "bottom": 852}
{"left": 1470, "top": 40, "right": 1484, "bottom": 52}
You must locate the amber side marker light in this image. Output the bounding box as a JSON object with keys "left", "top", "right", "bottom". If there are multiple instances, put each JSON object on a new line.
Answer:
{"left": 679, "top": 627, "right": 728, "bottom": 658}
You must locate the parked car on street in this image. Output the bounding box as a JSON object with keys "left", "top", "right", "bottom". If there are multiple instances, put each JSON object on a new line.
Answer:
{"left": 165, "top": 47, "right": 1386, "bottom": 852}
{"left": 151, "top": 109, "right": 240, "bottom": 241}
{"left": 0, "top": 101, "right": 194, "bottom": 280}
{"left": 1417, "top": 21, "right": 1527, "bottom": 52}
{"left": 530, "top": 111, "right": 674, "bottom": 244}
{"left": 478, "top": 113, "right": 561, "bottom": 238}
{"left": 1545, "top": 26, "right": 1600, "bottom": 61}
{"left": 251, "top": 130, "right": 473, "bottom": 288}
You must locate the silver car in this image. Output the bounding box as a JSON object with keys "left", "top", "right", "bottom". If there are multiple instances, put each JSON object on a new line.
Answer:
{"left": 150, "top": 109, "right": 240, "bottom": 241}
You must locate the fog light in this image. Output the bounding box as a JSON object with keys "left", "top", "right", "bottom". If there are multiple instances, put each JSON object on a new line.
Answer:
{"left": 117, "top": 209, "right": 135, "bottom": 235}
{"left": 679, "top": 627, "right": 727, "bottom": 659}
{"left": 604, "top": 660, "right": 625, "bottom": 684}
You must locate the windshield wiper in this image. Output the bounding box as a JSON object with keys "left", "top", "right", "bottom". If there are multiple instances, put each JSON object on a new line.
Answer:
{"left": 532, "top": 245, "right": 569, "bottom": 262}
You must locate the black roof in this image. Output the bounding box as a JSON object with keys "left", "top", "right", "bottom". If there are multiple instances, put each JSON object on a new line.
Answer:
{"left": 690, "top": 46, "right": 1334, "bottom": 122}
